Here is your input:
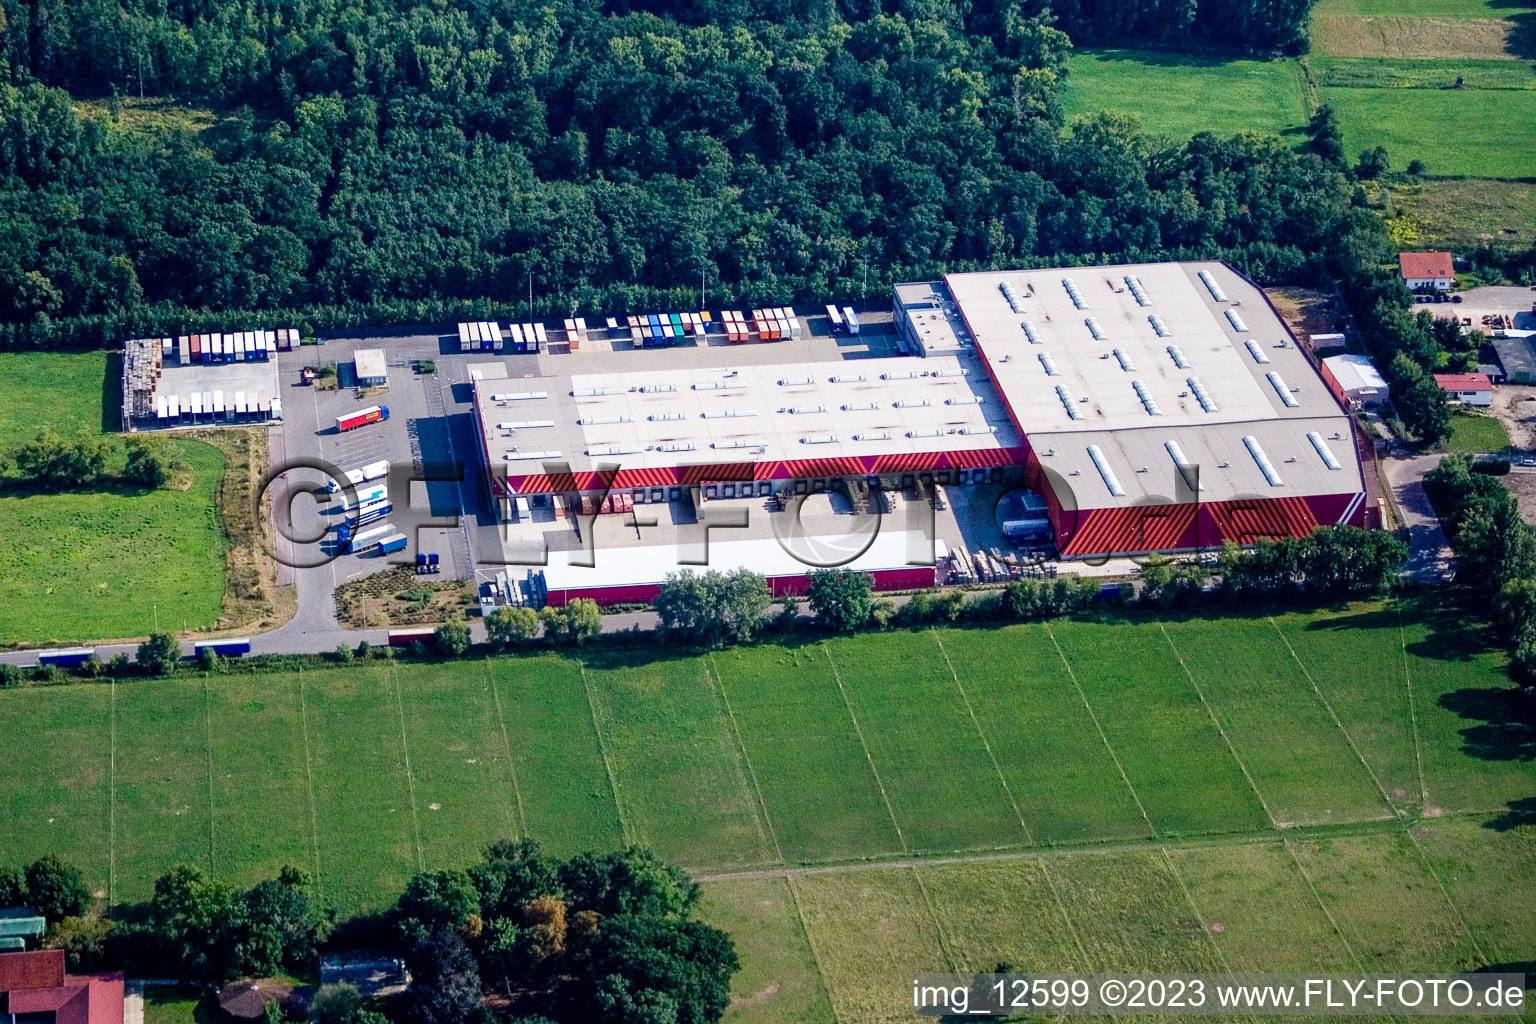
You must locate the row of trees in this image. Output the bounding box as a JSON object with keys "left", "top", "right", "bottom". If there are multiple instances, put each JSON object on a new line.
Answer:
{"left": 5, "top": 429, "right": 178, "bottom": 489}
{"left": 1424, "top": 455, "right": 1536, "bottom": 683}
{"left": 14, "top": 840, "right": 735, "bottom": 1024}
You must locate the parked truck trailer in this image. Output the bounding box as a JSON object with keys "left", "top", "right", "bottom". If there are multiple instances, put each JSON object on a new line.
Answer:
{"left": 336, "top": 406, "right": 389, "bottom": 432}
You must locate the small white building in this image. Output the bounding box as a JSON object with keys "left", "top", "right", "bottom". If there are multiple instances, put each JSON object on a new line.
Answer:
{"left": 1399, "top": 252, "right": 1454, "bottom": 292}
{"left": 354, "top": 348, "right": 388, "bottom": 387}
{"left": 1434, "top": 373, "right": 1493, "bottom": 407}
{"left": 1322, "top": 353, "right": 1389, "bottom": 407}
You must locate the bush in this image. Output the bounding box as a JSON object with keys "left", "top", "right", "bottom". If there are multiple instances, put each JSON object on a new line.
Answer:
{"left": 435, "top": 619, "right": 471, "bottom": 658}
{"left": 136, "top": 632, "right": 182, "bottom": 675}
{"left": 334, "top": 642, "right": 354, "bottom": 663}
{"left": 805, "top": 569, "right": 874, "bottom": 632}
{"left": 485, "top": 606, "right": 541, "bottom": 650}
{"left": 540, "top": 599, "right": 601, "bottom": 647}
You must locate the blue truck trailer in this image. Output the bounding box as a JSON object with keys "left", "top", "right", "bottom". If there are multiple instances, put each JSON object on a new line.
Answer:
{"left": 376, "top": 533, "right": 409, "bottom": 555}
{"left": 37, "top": 647, "right": 96, "bottom": 667}
{"left": 194, "top": 638, "right": 252, "bottom": 658}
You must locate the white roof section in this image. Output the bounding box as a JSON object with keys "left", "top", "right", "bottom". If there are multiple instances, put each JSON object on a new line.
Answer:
{"left": 476, "top": 355, "right": 1022, "bottom": 475}
{"left": 942, "top": 261, "right": 1362, "bottom": 504}
{"left": 1323, "top": 353, "right": 1388, "bottom": 393}
{"left": 354, "top": 348, "right": 388, "bottom": 379}
{"left": 542, "top": 529, "right": 946, "bottom": 592}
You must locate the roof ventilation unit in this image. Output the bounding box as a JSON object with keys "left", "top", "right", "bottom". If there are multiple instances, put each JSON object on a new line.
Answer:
{"left": 958, "top": 425, "right": 997, "bottom": 435}
{"left": 1062, "top": 277, "right": 1087, "bottom": 309}
{"left": 853, "top": 431, "right": 892, "bottom": 441}
{"left": 712, "top": 439, "right": 765, "bottom": 450}
{"left": 788, "top": 405, "right": 826, "bottom": 414}
{"left": 1265, "top": 371, "right": 1300, "bottom": 408}
{"left": 1112, "top": 348, "right": 1136, "bottom": 371}
{"left": 1166, "top": 344, "right": 1190, "bottom": 368}
{"left": 1165, "top": 440, "right": 1203, "bottom": 492}
{"left": 504, "top": 450, "right": 562, "bottom": 461}
{"left": 881, "top": 370, "right": 920, "bottom": 380}
{"left": 1131, "top": 380, "right": 1163, "bottom": 416}
{"left": 701, "top": 409, "right": 756, "bottom": 419}
{"left": 572, "top": 387, "right": 624, "bottom": 397}
{"left": 637, "top": 384, "right": 677, "bottom": 393}
{"left": 1038, "top": 352, "right": 1059, "bottom": 376}
{"left": 778, "top": 376, "right": 814, "bottom": 386}
{"left": 1243, "top": 435, "right": 1284, "bottom": 486}
{"left": 1148, "top": 314, "right": 1170, "bottom": 337}
{"left": 1225, "top": 309, "right": 1250, "bottom": 333}
{"left": 1198, "top": 269, "right": 1229, "bottom": 302}
{"left": 907, "top": 428, "right": 944, "bottom": 438}
{"left": 655, "top": 442, "right": 696, "bottom": 453}
{"left": 829, "top": 374, "right": 866, "bottom": 383}
{"left": 578, "top": 415, "right": 632, "bottom": 425}
{"left": 1307, "top": 431, "right": 1342, "bottom": 470}
{"left": 1087, "top": 444, "right": 1126, "bottom": 497}
{"left": 498, "top": 419, "right": 555, "bottom": 430}
{"left": 492, "top": 391, "right": 548, "bottom": 402}
{"left": 892, "top": 399, "right": 931, "bottom": 409}
{"left": 1021, "top": 321, "right": 1042, "bottom": 344}
{"left": 945, "top": 395, "right": 983, "bottom": 405}
{"left": 1186, "top": 377, "right": 1218, "bottom": 413}
{"left": 694, "top": 381, "right": 746, "bottom": 391}
{"left": 929, "top": 368, "right": 968, "bottom": 378}
{"left": 999, "top": 281, "right": 1028, "bottom": 313}
{"left": 1055, "top": 385, "right": 1084, "bottom": 420}
{"left": 1085, "top": 317, "right": 1107, "bottom": 341}
{"left": 1124, "top": 275, "right": 1151, "bottom": 306}
{"left": 800, "top": 435, "right": 838, "bottom": 445}
{"left": 842, "top": 402, "right": 879, "bottom": 411}
{"left": 1244, "top": 339, "right": 1271, "bottom": 365}
{"left": 587, "top": 444, "right": 642, "bottom": 456}
{"left": 649, "top": 412, "right": 687, "bottom": 421}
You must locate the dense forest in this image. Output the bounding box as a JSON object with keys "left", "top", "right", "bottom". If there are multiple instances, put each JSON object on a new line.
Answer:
{"left": 1, "top": 0, "right": 1360, "bottom": 352}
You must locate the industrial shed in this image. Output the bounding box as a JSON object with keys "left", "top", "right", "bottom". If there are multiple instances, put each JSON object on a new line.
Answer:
{"left": 1321, "top": 353, "right": 1389, "bottom": 408}
{"left": 354, "top": 349, "right": 389, "bottom": 387}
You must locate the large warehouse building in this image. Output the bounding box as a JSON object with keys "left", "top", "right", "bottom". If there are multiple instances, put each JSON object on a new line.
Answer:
{"left": 472, "top": 260, "right": 1371, "bottom": 560}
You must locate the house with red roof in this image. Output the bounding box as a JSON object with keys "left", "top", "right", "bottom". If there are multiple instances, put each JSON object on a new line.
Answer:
{"left": 0, "top": 950, "right": 123, "bottom": 1024}
{"left": 1433, "top": 372, "right": 1493, "bottom": 407}
{"left": 1399, "top": 251, "right": 1455, "bottom": 291}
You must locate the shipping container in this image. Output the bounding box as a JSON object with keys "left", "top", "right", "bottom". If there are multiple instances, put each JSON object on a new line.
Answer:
{"left": 38, "top": 647, "right": 97, "bottom": 668}
{"left": 347, "top": 521, "right": 392, "bottom": 548}
{"left": 189, "top": 334, "right": 203, "bottom": 361}
{"left": 348, "top": 499, "right": 393, "bottom": 528}
{"left": 156, "top": 395, "right": 169, "bottom": 422}
{"left": 376, "top": 533, "right": 409, "bottom": 555}
{"left": 388, "top": 626, "right": 437, "bottom": 646}
{"left": 190, "top": 392, "right": 204, "bottom": 418}
{"left": 491, "top": 322, "right": 504, "bottom": 351}
{"left": 458, "top": 322, "right": 471, "bottom": 351}
{"left": 179, "top": 336, "right": 192, "bottom": 363}
{"left": 843, "top": 306, "right": 860, "bottom": 334}
{"left": 336, "top": 405, "right": 389, "bottom": 432}
{"left": 270, "top": 397, "right": 282, "bottom": 421}
{"left": 340, "top": 483, "right": 388, "bottom": 509}
{"left": 213, "top": 391, "right": 226, "bottom": 418}
{"left": 534, "top": 323, "right": 548, "bottom": 346}
{"left": 194, "top": 638, "right": 252, "bottom": 657}
{"left": 826, "top": 304, "right": 844, "bottom": 331}
{"left": 509, "top": 323, "right": 525, "bottom": 352}
{"left": 234, "top": 391, "right": 247, "bottom": 418}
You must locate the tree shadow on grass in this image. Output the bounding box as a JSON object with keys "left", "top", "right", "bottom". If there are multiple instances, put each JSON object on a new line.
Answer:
{"left": 102, "top": 350, "right": 123, "bottom": 433}
{"left": 1484, "top": 796, "right": 1536, "bottom": 831}
{"left": 1506, "top": 12, "right": 1536, "bottom": 60}
{"left": 1438, "top": 684, "right": 1535, "bottom": 761}
{"left": 1299, "top": 588, "right": 1503, "bottom": 663}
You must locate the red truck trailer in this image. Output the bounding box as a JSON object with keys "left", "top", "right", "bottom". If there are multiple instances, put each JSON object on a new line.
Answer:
{"left": 336, "top": 405, "right": 390, "bottom": 432}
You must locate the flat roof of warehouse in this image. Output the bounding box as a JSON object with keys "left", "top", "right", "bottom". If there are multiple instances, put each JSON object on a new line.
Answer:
{"left": 475, "top": 353, "right": 1022, "bottom": 475}
{"left": 942, "top": 260, "right": 1362, "bottom": 504}
{"left": 542, "top": 528, "right": 945, "bottom": 593}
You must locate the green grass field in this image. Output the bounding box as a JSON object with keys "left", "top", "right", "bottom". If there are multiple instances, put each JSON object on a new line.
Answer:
{"left": 1322, "top": 81, "right": 1536, "bottom": 178}
{"left": 1063, "top": 50, "right": 1310, "bottom": 138}
{"left": 0, "top": 352, "right": 228, "bottom": 646}
{"left": 1445, "top": 411, "right": 1512, "bottom": 454}
{"left": 1, "top": 601, "right": 1531, "bottom": 1024}
{"left": 1314, "top": 0, "right": 1532, "bottom": 16}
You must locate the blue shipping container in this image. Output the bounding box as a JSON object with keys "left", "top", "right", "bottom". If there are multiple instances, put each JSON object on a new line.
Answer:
{"left": 38, "top": 647, "right": 96, "bottom": 667}
{"left": 195, "top": 638, "right": 252, "bottom": 657}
